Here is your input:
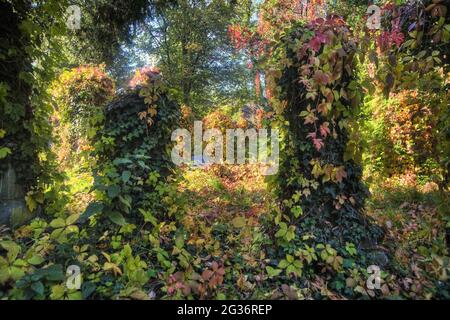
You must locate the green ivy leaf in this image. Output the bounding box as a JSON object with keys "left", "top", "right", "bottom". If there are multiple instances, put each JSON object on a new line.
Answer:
{"left": 266, "top": 266, "right": 282, "bottom": 278}
{"left": 67, "top": 291, "right": 83, "bottom": 300}
{"left": 121, "top": 170, "right": 131, "bottom": 183}
{"left": 81, "top": 281, "right": 97, "bottom": 299}
{"left": 27, "top": 254, "right": 44, "bottom": 266}
{"left": 138, "top": 208, "right": 157, "bottom": 226}
{"left": 80, "top": 202, "right": 104, "bottom": 222}
{"left": 31, "top": 281, "right": 45, "bottom": 296}
{"left": 108, "top": 211, "right": 126, "bottom": 226}
{"left": 0, "top": 241, "right": 21, "bottom": 262}
{"left": 50, "top": 285, "right": 65, "bottom": 300}
{"left": 0, "top": 147, "right": 11, "bottom": 159}
{"left": 278, "top": 260, "right": 289, "bottom": 269}
{"left": 275, "top": 222, "right": 287, "bottom": 238}
{"left": 50, "top": 218, "right": 66, "bottom": 229}
{"left": 43, "top": 265, "right": 65, "bottom": 281}
{"left": 65, "top": 214, "right": 80, "bottom": 226}
{"left": 291, "top": 206, "right": 303, "bottom": 218}
{"left": 107, "top": 185, "right": 121, "bottom": 198}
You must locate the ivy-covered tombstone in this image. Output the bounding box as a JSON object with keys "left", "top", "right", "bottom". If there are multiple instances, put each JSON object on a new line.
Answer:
{"left": 271, "top": 17, "right": 384, "bottom": 254}
{"left": 84, "top": 67, "right": 182, "bottom": 229}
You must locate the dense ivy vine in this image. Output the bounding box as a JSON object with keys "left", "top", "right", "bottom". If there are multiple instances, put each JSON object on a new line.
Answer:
{"left": 271, "top": 18, "right": 383, "bottom": 249}
{"left": 51, "top": 65, "right": 115, "bottom": 168}
{"left": 0, "top": 0, "right": 68, "bottom": 195}
{"left": 0, "top": 1, "right": 36, "bottom": 188}
{"left": 85, "top": 69, "right": 182, "bottom": 228}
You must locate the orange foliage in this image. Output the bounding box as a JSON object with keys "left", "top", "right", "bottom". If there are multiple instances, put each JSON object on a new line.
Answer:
{"left": 129, "top": 66, "right": 161, "bottom": 88}
{"left": 384, "top": 90, "right": 438, "bottom": 173}
{"left": 202, "top": 109, "right": 234, "bottom": 133}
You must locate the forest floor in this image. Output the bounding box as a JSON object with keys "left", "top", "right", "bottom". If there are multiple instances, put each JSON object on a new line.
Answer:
{"left": 2, "top": 161, "right": 447, "bottom": 299}
{"left": 174, "top": 164, "right": 449, "bottom": 299}
{"left": 177, "top": 164, "right": 271, "bottom": 263}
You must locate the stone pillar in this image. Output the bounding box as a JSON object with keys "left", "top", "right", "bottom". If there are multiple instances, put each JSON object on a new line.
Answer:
{"left": 0, "top": 163, "right": 33, "bottom": 227}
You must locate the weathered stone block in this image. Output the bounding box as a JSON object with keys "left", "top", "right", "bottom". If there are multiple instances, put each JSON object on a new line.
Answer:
{"left": 0, "top": 164, "right": 33, "bottom": 227}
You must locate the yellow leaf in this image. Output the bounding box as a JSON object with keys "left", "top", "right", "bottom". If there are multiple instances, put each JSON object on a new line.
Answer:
{"left": 101, "top": 251, "right": 111, "bottom": 263}
{"left": 138, "top": 111, "right": 147, "bottom": 120}
{"left": 104, "top": 262, "right": 122, "bottom": 276}
{"left": 25, "top": 195, "right": 37, "bottom": 212}
{"left": 148, "top": 107, "right": 157, "bottom": 117}
{"left": 231, "top": 216, "right": 246, "bottom": 228}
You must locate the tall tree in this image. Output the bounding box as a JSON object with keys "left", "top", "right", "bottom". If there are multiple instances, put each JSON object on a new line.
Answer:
{"left": 127, "top": 0, "right": 254, "bottom": 113}
{"left": 62, "top": 0, "right": 177, "bottom": 79}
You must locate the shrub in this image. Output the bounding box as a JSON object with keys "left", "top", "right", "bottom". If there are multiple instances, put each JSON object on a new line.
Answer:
{"left": 51, "top": 65, "right": 115, "bottom": 167}
{"left": 202, "top": 109, "right": 235, "bottom": 133}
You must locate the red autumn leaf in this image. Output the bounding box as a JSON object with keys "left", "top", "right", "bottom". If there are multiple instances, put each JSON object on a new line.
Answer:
{"left": 307, "top": 132, "right": 324, "bottom": 151}
{"left": 308, "top": 32, "right": 327, "bottom": 52}
{"left": 216, "top": 267, "right": 225, "bottom": 276}
{"left": 334, "top": 166, "right": 347, "bottom": 183}
{"left": 201, "top": 269, "right": 214, "bottom": 281}
{"left": 313, "top": 70, "right": 331, "bottom": 85}
{"left": 319, "top": 122, "right": 331, "bottom": 137}
{"left": 167, "top": 286, "right": 175, "bottom": 295}
{"left": 326, "top": 90, "right": 334, "bottom": 103}
{"left": 312, "top": 138, "right": 324, "bottom": 151}
{"left": 304, "top": 114, "right": 317, "bottom": 125}
{"left": 317, "top": 103, "right": 328, "bottom": 115}
{"left": 209, "top": 276, "right": 219, "bottom": 288}
{"left": 390, "top": 30, "right": 404, "bottom": 47}
{"left": 182, "top": 285, "right": 191, "bottom": 296}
